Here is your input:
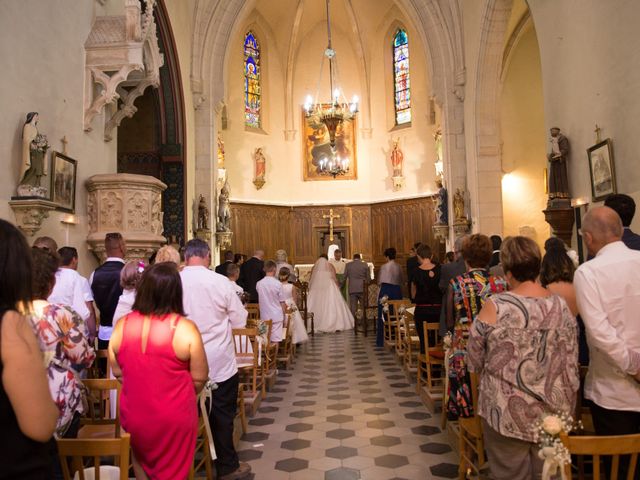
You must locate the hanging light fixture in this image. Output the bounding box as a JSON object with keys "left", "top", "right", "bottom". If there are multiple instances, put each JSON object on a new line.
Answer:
{"left": 304, "top": 0, "right": 359, "bottom": 178}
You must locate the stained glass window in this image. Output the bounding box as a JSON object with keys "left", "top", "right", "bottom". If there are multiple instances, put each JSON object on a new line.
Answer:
{"left": 393, "top": 29, "right": 411, "bottom": 125}
{"left": 244, "top": 31, "right": 261, "bottom": 128}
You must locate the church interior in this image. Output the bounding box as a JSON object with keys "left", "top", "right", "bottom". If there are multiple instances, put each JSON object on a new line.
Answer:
{"left": 2, "top": 0, "right": 640, "bottom": 479}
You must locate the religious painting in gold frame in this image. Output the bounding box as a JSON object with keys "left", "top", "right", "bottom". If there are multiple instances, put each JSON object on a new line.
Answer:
{"left": 302, "top": 106, "right": 357, "bottom": 181}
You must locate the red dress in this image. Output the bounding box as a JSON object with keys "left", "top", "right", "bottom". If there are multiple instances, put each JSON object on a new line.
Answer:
{"left": 118, "top": 312, "right": 198, "bottom": 480}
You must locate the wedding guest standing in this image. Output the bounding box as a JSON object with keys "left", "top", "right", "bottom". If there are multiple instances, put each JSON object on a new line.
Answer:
{"left": 468, "top": 236, "right": 579, "bottom": 480}
{"left": 256, "top": 261, "right": 287, "bottom": 343}
{"left": 604, "top": 193, "right": 640, "bottom": 250}
{"left": 0, "top": 219, "right": 58, "bottom": 479}
{"left": 215, "top": 250, "right": 234, "bottom": 276}
{"left": 574, "top": 207, "right": 640, "bottom": 448}
{"left": 278, "top": 267, "right": 308, "bottom": 344}
{"left": 275, "top": 249, "right": 296, "bottom": 283}
{"left": 109, "top": 263, "right": 208, "bottom": 480}
{"left": 239, "top": 250, "right": 265, "bottom": 303}
{"left": 155, "top": 245, "right": 181, "bottom": 266}
{"left": 406, "top": 242, "right": 422, "bottom": 302}
{"left": 376, "top": 247, "right": 403, "bottom": 347}
{"left": 343, "top": 253, "right": 370, "bottom": 319}
{"left": 412, "top": 244, "right": 441, "bottom": 355}
{"left": 438, "top": 235, "right": 467, "bottom": 335}
{"left": 113, "top": 261, "right": 144, "bottom": 327}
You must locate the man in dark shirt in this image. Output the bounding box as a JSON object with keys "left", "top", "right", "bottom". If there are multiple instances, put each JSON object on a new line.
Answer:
{"left": 605, "top": 194, "right": 640, "bottom": 250}
{"left": 215, "top": 250, "right": 234, "bottom": 277}
{"left": 489, "top": 235, "right": 502, "bottom": 267}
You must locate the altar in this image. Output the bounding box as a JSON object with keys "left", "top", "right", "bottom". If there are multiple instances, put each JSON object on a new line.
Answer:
{"left": 294, "top": 261, "right": 375, "bottom": 283}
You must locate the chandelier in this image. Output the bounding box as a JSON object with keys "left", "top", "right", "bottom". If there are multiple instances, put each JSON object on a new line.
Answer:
{"left": 304, "top": 0, "right": 359, "bottom": 178}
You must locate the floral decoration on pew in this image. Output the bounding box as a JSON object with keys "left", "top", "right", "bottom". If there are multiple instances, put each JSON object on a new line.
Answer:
{"left": 534, "top": 412, "right": 582, "bottom": 480}
{"left": 379, "top": 295, "right": 389, "bottom": 316}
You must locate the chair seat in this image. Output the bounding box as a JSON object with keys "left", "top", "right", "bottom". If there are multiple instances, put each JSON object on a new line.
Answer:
{"left": 429, "top": 349, "right": 445, "bottom": 360}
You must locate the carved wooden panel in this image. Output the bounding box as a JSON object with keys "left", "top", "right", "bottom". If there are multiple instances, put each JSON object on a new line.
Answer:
{"left": 228, "top": 197, "right": 438, "bottom": 270}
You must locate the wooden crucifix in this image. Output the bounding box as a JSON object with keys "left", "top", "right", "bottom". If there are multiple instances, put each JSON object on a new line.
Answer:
{"left": 322, "top": 208, "right": 341, "bottom": 242}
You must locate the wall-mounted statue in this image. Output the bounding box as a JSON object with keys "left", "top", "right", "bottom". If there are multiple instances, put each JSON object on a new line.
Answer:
{"left": 453, "top": 188, "right": 466, "bottom": 223}
{"left": 197, "top": 194, "right": 209, "bottom": 231}
{"left": 547, "top": 127, "right": 570, "bottom": 203}
{"left": 17, "top": 112, "right": 50, "bottom": 198}
{"left": 217, "top": 180, "right": 231, "bottom": 232}
{"left": 217, "top": 135, "right": 225, "bottom": 168}
{"left": 253, "top": 147, "right": 266, "bottom": 190}
{"left": 434, "top": 179, "right": 448, "bottom": 225}
{"left": 390, "top": 138, "right": 404, "bottom": 178}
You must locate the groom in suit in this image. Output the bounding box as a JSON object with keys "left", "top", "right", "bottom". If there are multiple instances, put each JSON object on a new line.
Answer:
{"left": 343, "top": 253, "right": 369, "bottom": 318}
{"left": 239, "top": 249, "right": 265, "bottom": 303}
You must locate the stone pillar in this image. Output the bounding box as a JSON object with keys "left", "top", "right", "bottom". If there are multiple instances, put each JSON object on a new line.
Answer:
{"left": 86, "top": 173, "right": 167, "bottom": 262}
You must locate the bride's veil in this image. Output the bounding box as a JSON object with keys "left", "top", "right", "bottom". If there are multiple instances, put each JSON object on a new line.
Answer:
{"left": 309, "top": 258, "right": 335, "bottom": 291}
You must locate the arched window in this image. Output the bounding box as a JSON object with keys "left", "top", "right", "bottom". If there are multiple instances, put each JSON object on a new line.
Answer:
{"left": 393, "top": 29, "right": 411, "bottom": 125}
{"left": 244, "top": 31, "right": 261, "bottom": 128}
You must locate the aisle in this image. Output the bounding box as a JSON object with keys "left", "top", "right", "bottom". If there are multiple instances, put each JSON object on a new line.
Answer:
{"left": 239, "top": 331, "right": 458, "bottom": 479}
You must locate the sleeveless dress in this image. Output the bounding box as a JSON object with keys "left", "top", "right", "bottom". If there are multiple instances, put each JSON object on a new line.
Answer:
{"left": 0, "top": 307, "right": 53, "bottom": 480}
{"left": 281, "top": 283, "right": 309, "bottom": 344}
{"left": 118, "top": 312, "right": 198, "bottom": 480}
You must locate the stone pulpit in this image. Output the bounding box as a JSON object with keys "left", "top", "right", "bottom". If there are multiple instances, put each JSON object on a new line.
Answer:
{"left": 86, "top": 173, "right": 167, "bottom": 261}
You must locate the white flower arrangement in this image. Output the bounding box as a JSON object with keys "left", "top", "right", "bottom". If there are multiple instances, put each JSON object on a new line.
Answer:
{"left": 379, "top": 295, "right": 389, "bottom": 315}
{"left": 442, "top": 332, "right": 452, "bottom": 349}
{"left": 534, "top": 412, "right": 582, "bottom": 480}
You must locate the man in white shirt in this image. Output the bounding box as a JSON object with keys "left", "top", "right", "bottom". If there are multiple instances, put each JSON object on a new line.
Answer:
{"left": 256, "top": 260, "right": 286, "bottom": 342}
{"left": 180, "top": 239, "right": 251, "bottom": 480}
{"left": 48, "top": 246, "right": 97, "bottom": 341}
{"left": 574, "top": 207, "right": 640, "bottom": 446}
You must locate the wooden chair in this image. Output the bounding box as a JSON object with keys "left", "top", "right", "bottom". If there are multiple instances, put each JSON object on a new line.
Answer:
{"left": 232, "top": 327, "right": 262, "bottom": 416}
{"left": 57, "top": 433, "right": 131, "bottom": 480}
{"left": 245, "top": 303, "right": 260, "bottom": 321}
{"left": 458, "top": 372, "right": 485, "bottom": 479}
{"left": 277, "top": 314, "right": 294, "bottom": 370}
{"left": 87, "top": 349, "right": 110, "bottom": 379}
{"left": 417, "top": 321, "right": 445, "bottom": 412}
{"left": 358, "top": 280, "right": 379, "bottom": 336}
{"left": 77, "top": 379, "right": 121, "bottom": 439}
{"left": 402, "top": 310, "right": 421, "bottom": 378}
{"left": 387, "top": 299, "right": 410, "bottom": 354}
{"left": 295, "top": 281, "right": 314, "bottom": 336}
{"left": 262, "top": 320, "right": 279, "bottom": 395}
{"left": 560, "top": 432, "right": 640, "bottom": 480}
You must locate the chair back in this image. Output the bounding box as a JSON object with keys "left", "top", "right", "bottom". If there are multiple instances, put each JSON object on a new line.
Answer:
{"left": 232, "top": 327, "right": 259, "bottom": 368}
{"left": 560, "top": 432, "right": 640, "bottom": 480}
{"left": 88, "top": 350, "right": 110, "bottom": 379}
{"left": 57, "top": 433, "right": 131, "bottom": 480}
{"left": 246, "top": 304, "right": 260, "bottom": 320}
{"left": 362, "top": 280, "right": 379, "bottom": 320}
{"left": 423, "top": 322, "right": 443, "bottom": 362}
{"left": 80, "top": 379, "right": 121, "bottom": 437}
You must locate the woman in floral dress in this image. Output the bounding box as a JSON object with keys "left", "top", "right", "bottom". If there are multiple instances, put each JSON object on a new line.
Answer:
{"left": 445, "top": 234, "right": 506, "bottom": 419}
{"left": 30, "top": 247, "right": 95, "bottom": 437}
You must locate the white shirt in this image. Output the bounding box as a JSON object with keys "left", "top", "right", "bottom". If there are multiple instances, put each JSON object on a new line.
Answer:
{"left": 180, "top": 266, "right": 248, "bottom": 383}
{"left": 48, "top": 268, "right": 90, "bottom": 321}
{"left": 113, "top": 289, "right": 136, "bottom": 328}
{"left": 229, "top": 279, "right": 244, "bottom": 297}
{"left": 574, "top": 241, "right": 640, "bottom": 411}
{"left": 256, "top": 276, "right": 285, "bottom": 342}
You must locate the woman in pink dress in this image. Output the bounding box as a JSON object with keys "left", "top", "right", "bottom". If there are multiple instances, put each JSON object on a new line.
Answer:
{"left": 109, "top": 263, "right": 208, "bottom": 480}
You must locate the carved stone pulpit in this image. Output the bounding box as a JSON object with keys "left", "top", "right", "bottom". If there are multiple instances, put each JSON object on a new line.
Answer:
{"left": 86, "top": 173, "right": 167, "bottom": 261}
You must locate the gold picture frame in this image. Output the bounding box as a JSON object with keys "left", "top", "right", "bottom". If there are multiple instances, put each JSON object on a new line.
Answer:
{"left": 302, "top": 106, "right": 357, "bottom": 181}
{"left": 587, "top": 138, "right": 616, "bottom": 202}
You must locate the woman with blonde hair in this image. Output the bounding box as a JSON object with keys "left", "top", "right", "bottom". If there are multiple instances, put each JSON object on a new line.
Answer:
{"left": 155, "top": 245, "right": 181, "bottom": 266}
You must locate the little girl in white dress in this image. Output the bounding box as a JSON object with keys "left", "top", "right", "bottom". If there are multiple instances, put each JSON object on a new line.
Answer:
{"left": 278, "top": 267, "right": 309, "bottom": 344}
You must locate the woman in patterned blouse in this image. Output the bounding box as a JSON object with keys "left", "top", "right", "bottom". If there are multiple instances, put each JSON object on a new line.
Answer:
{"left": 468, "top": 236, "right": 579, "bottom": 480}
{"left": 30, "top": 247, "right": 96, "bottom": 438}
{"left": 445, "top": 234, "right": 507, "bottom": 419}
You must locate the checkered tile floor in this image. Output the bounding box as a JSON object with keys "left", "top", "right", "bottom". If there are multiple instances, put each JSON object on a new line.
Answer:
{"left": 238, "top": 331, "right": 458, "bottom": 479}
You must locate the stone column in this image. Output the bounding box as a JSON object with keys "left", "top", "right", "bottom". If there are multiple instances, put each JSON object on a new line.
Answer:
{"left": 86, "top": 173, "right": 167, "bottom": 262}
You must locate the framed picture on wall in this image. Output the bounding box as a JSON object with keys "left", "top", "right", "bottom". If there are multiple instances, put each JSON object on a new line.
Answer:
{"left": 587, "top": 138, "right": 616, "bottom": 202}
{"left": 302, "top": 106, "right": 357, "bottom": 181}
{"left": 50, "top": 151, "right": 77, "bottom": 213}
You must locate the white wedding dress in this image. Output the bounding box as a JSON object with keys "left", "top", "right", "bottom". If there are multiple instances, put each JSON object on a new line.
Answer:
{"left": 307, "top": 258, "right": 354, "bottom": 333}
{"left": 281, "top": 282, "right": 309, "bottom": 344}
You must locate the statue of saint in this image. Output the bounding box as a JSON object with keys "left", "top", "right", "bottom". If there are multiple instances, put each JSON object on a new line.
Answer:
{"left": 547, "top": 127, "right": 570, "bottom": 201}
{"left": 254, "top": 147, "right": 266, "bottom": 181}
{"left": 434, "top": 179, "right": 448, "bottom": 225}
{"left": 18, "top": 112, "right": 49, "bottom": 196}
{"left": 453, "top": 188, "right": 465, "bottom": 222}
{"left": 197, "top": 195, "right": 209, "bottom": 231}
{"left": 433, "top": 127, "right": 443, "bottom": 164}
{"left": 390, "top": 138, "right": 404, "bottom": 177}
{"left": 217, "top": 135, "right": 225, "bottom": 168}
{"left": 217, "top": 181, "right": 231, "bottom": 232}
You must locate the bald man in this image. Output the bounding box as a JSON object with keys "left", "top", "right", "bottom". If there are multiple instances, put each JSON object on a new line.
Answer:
{"left": 574, "top": 207, "right": 640, "bottom": 458}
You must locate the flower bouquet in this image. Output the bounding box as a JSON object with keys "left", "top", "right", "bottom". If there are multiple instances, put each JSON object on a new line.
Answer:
{"left": 534, "top": 413, "right": 581, "bottom": 480}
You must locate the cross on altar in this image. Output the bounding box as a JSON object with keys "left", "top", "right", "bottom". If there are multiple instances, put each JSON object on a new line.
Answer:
{"left": 322, "top": 208, "right": 341, "bottom": 242}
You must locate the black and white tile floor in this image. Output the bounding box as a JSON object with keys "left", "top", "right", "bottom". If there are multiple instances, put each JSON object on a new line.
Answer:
{"left": 238, "top": 331, "right": 458, "bottom": 479}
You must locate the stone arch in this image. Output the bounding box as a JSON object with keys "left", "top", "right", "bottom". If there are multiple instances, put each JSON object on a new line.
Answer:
{"left": 190, "top": 0, "right": 467, "bottom": 246}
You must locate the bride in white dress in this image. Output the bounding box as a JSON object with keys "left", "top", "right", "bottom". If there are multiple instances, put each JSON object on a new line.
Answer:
{"left": 307, "top": 257, "right": 354, "bottom": 333}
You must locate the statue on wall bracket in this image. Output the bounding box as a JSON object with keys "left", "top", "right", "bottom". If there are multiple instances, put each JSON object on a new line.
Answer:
{"left": 253, "top": 147, "right": 266, "bottom": 190}
{"left": 17, "top": 112, "right": 50, "bottom": 199}
{"left": 390, "top": 138, "right": 404, "bottom": 191}
{"left": 452, "top": 187, "right": 470, "bottom": 237}
{"left": 546, "top": 127, "right": 571, "bottom": 208}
